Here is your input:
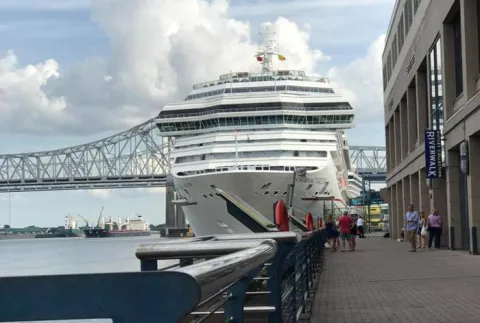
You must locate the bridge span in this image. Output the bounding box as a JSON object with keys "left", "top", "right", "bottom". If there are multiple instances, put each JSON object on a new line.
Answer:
{"left": 0, "top": 118, "right": 385, "bottom": 192}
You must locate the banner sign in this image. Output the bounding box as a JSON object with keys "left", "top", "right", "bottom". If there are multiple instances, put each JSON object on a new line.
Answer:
{"left": 424, "top": 129, "right": 442, "bottom": 178}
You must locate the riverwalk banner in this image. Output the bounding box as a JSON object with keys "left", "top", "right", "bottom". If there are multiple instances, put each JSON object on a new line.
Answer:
{"left": 424, "top": 129, "right": 442, "bottom": 178}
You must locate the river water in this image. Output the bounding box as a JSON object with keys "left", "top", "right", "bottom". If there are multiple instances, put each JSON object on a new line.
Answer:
{"left": 1, "top": 236, "right": 178, "bottom": 322}
{"left": 0, "top": 236, "right": 177, "bottom": 277}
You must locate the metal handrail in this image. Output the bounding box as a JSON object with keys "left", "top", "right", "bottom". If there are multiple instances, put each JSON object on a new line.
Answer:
{"left": 136, "top": 239, "right": 269, "bottom": 260}
{"left": 173, "top": 240, "right": 276, "bottom": 297}
{"left": 1, "top": 230, "right": 327, "bottom": 323}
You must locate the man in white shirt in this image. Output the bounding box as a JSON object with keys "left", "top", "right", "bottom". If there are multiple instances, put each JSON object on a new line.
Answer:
{"left": 356, "top": 217, "right": 365, "bottom": 238}
{"left": 404, "top": 204, "right": 419, "bottom": 252}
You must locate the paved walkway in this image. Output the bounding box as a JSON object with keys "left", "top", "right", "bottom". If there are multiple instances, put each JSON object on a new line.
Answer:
{"left": 311, "top": 237, "right": 480, "bottom": 323}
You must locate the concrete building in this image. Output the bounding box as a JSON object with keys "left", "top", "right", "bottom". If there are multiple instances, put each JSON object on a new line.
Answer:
{"left": 382, "top": 0, "right": 480, "bottom": 254}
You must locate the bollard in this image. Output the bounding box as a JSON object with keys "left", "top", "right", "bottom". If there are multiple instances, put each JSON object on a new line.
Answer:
{"left": 449, "top": 226, "right": 455, "bottom": 251}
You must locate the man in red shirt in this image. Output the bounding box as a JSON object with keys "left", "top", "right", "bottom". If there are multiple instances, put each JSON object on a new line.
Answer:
{"left": 338, "top": 211, "right": 353, "bottom": 252}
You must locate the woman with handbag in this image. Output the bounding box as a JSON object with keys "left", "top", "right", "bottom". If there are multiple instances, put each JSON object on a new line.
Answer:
{"left": 427, "top": 209, "right": 443, "bottom": 249}
{"left": 416, "top": 211, "right": 427, "bottom": 248}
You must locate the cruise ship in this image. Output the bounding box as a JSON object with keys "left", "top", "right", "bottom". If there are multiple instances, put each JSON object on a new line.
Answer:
{"left": 348, "top": 169, "right": 363, "bottom": 199}
{"left": 155, "top": 29, "right": 355, "bottom": 236}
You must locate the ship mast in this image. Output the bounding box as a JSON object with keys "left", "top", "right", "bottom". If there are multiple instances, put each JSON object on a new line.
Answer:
{"left": 256, "top": 24, "right": 283, "bottom": 73}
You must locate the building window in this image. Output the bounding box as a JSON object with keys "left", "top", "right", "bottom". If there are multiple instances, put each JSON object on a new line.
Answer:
{"left": 392, "top": 35, "right": 398, "bottom": 66}
{"left": 414, "top": 0, "right": 420, "bottom": 13}
{"left": 383, "top": 64, "right": 387, "bottom": 90}
{"left": 477, "top": 1, "right": 480, "bottom": 70}
{"left": 405, "top": 0, "right": 413, "bottom": 35}
{"left": 453, "top": 13, "right": 463, "bottom": 97}
{"left": 398, "top": 14, "right": 405, "bottom": 50}
{"left": 428, "top": 37, "right": 444, "bottom": 164}
{"left": 387, "top": 52, "right": 392, "bottom": 82}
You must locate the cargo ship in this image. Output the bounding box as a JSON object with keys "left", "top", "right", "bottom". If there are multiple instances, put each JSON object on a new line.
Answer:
{"left": 1, "top": 226, "right": 44, "bottom": 240}
{"left": 35, "top": 215, "right": 85, "bottom": 238}
{"left": 0, "top": 231, "right": 37, "bottom": 240}
{"left": 84, "top": 209, "right": 150, "bottom": 238}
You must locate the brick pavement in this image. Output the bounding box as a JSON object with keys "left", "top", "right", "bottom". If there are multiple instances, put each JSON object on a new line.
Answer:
{"left": 311, "top": 237, "right": 480, "bottom": 323}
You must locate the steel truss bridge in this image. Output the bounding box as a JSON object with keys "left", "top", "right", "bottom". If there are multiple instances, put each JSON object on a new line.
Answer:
{"left": 0, "top": 119, "right": 386, "bottom": 193}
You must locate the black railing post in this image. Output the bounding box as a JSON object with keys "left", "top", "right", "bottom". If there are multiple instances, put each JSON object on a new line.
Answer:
{"left": 140, "top": 259, "right": 158, "bottom": 271}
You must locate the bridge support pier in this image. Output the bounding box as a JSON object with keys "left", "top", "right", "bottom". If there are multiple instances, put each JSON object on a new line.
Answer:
{"left": 163, "top": 175, "right": 187, "bottom": 237}
{"left": 165, "top": 175, "right": 175, "bottom": 227}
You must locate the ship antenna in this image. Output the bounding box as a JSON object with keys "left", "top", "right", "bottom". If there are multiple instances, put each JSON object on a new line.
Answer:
{"left": 255, "top": 25, "right": 286, "bottom": 73}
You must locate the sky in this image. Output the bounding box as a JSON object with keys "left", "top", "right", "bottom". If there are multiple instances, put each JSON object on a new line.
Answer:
{"left": 0, "top": 0, "right": 394, "bottom": 227}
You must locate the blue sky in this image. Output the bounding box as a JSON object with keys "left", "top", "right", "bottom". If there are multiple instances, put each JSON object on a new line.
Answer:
{"left": 0, "top": 0, "right": 394, "bottom": 227}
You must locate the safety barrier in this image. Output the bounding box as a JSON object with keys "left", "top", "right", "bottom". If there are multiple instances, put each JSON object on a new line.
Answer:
{"left": 0, "top": 230, "right": 326, "bottom": 323}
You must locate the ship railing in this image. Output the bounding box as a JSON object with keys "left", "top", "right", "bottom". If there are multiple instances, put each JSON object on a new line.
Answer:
{"left": 0, "top": 230, "right": 326, "bottom": 323}
{"left": 157, "top": 105, "right": 351, "bottom": 119}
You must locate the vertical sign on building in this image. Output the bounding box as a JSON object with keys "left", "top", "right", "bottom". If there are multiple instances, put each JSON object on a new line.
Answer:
{"left": 424, "top": 130, "right": 442, "bottom": 178}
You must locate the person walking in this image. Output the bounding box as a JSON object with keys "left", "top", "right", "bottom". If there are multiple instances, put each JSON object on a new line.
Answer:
{"left": 357, "top": 216, "right": 365, "bottom": 238}
{"left": 416, "top": 211, "right": 427, "bottom": 248}
{"left": 338, "top": 211, "right": 353, "bottom": 252}
{"left": 404, "top": 204, "right": 419, "bottom": 252}
{"left": 427, "top": 209, "right": 443, "bottom": 249}
{"left": 325, "top": 215, "right": 339, "bottom": 252}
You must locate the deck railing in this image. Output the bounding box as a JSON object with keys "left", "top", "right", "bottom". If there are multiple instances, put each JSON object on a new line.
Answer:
{"left": 0, "top": 230, "right": 326, "bottom": 323}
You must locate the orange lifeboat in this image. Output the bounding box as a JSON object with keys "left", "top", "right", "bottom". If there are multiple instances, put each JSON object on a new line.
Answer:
{"left": 274, "top": 200, "right": 290, "bottom": 232}
{"left": 305, "top": 212, "right": 315, "bottom": 231}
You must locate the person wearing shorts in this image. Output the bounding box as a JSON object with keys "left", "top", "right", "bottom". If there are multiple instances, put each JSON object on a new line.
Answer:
{"left": 325, "top": 215, "right": 339, "bottom": 252}
{"left": 338, "top": 211, "right": 352, "bottom": 252}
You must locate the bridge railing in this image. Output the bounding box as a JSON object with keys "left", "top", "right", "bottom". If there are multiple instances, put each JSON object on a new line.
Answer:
{"left": 0, "top": 230, "right": 327, "bottom": 323}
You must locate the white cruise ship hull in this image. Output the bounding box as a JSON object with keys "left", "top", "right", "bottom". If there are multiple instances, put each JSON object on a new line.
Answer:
{"left": 174, "top": 158, "right": 347, "bottom": 236}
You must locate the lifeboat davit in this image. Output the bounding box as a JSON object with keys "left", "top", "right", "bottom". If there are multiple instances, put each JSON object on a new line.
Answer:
{"left": 274, "top": 200, "right": 290, "bottom": 232}
{"left": 305, "top": 212, "right": 315, "bottom": 231}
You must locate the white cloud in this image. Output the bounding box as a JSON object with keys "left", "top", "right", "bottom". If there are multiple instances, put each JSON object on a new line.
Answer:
{"left": 88, "top": 189, "right": 111, "bottom": 199}
{"left": 87, "top": 187, "right": 166, "bottom": 199}
{"left": 328, "top": 34, "right": 386, "bottom": 124}
{"left": 0, "top": 0, "right": 383, "bottom": 136}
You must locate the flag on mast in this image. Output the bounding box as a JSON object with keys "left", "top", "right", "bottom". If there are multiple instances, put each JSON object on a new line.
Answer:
{"left": 278, "top": 54, "right": 286, "bottom": 61}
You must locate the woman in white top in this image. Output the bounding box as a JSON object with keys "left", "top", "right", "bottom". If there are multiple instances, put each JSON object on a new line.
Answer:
{"left": 416, "top": 211, "right": 427, "bottom": 248}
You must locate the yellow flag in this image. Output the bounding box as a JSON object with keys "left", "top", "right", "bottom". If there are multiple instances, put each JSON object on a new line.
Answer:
{"left": 278, "top": 54, "right": 286, "bottom": 61}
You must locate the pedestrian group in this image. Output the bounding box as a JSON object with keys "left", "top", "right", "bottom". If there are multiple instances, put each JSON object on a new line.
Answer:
{"left": 404, "top": 204, "right": 443, "bottom": 252}
{"left": 325, "top": 211, "right": 365, "bottom": 252}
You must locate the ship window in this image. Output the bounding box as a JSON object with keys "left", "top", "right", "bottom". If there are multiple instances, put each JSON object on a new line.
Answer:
{"left": 283, "top": 192, "right": 288, "bottom": 195}
{"left": 203, "top": 194, "right": 208, "bottom": 199}
{"left": 264, "top": 191, "right": 270, "bottom": 195}
{"left": 261, "top": 182, "right": 272, "bottom": 190}
{"left": 273, "top": 190, "right": 279, "bottom": 195}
